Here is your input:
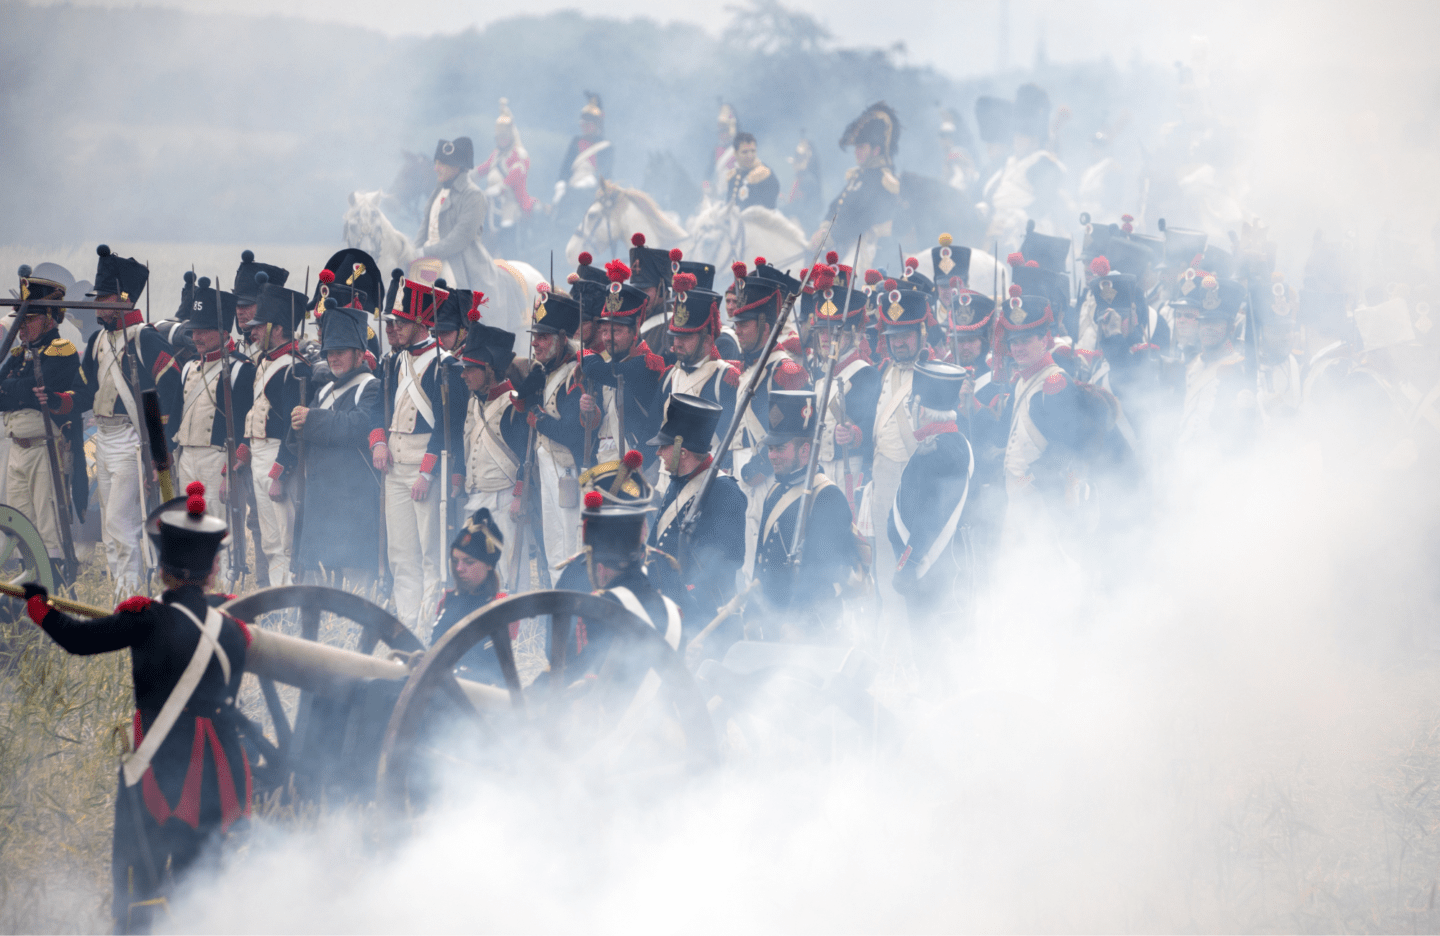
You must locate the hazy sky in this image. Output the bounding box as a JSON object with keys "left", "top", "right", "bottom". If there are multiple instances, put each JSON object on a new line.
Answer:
{"left": 24, "top": 0, "right": 1439, "bottom": 77}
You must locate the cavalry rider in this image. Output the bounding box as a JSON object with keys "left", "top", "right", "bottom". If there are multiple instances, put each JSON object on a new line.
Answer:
{"left": 710, "top": 102, "right": 739, "bottom": 193}
{"left": 803, "top": 254, "right": 879, "bottom": 509}
{"left": 654, "top": 270, "right": 739, "bottom": 457}
{"left": 980, "top": 83, "right": 1067, "bottom": 252}
{"left": 23, "top": 485, "right": 248, "bottom": 933}
{"left": 72, "top": 245, "right": 182, "bottom": 592}
{"left": 430, "top": 506, "right": 508, "bottom": 685}
{"left": 457, "top": 320, "right": 524, "bottom": 580}
{"left": 289, "top": 302, "right": 384, "bottom": 591}
{"left": 238, "top": 273, "right": 310, "bottom": 588}
{"left": 753, "top": 389, "right": 859, "bottom": 642}
{"left": 173, "top": 277, "right": 253, "bottom": 584}
{"left": 724, "top": 132, "right": 780, "bottom": 210}
{"left": 475, "top": 98, "right": 535, "bottom": 257}
{"left": 415, "top": 137, "right": 487, "bottom": 291}
{"left": 868, "top": 282, "right": 931, "bottom": 615}
{"left": 376, "top": 275, "right": 465, "bottom": 634}
{"left": 646, "top": 393, "right": 746, "bottom": 649}
{"left": 0, "top": 268, "right": 84, "bottom": 581}
{"left": 886, "top": 362, "right": 975, "bottom": 644}
{"left": 812, "top": 101, "right": 901, "bottom": 267}
{"left": 726, "top": 259, "right": 809, "bottom": 575}
{"left": 581, "top": 255, "right": 665, "bottom": 466}
{"left": 553, "top": 93, "right": 614, "bottom": 234}
{"left": 512, "top": 288, "right": 597, "bottom": 575}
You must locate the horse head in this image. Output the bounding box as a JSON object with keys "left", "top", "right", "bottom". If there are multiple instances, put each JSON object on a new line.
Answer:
{"left": 343, "top": 190, "right": 387, "bottom": 256}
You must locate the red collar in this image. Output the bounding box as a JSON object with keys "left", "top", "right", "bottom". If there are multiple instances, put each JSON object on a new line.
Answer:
{"left": 623, "top": 339, "right": 652, "bottom": 361}
{"left": 1018, "top": 352, "right": 1055, "bottom": 381}
{"left": 201, "top": 348, "right": 225, "bottom": 363}
{"left": 914, "top": 421, "right": 958, "bottom": 441}
{"left": 487, "top": 379, "right": 513, "bottom": 402}
{"left": 265, "top": 340, "right": 297, "bottom": 361}
{"left": 836, "top": 346, "right": 870, "bottom": 371}
{"left": 407, "top": 339, "right": 437, "bottom": 357}
{"left": 104, "top": 309, "right": 144, "bottom": 330}
{"left": 682, "top": 455, "right": 714, "bottom": 481}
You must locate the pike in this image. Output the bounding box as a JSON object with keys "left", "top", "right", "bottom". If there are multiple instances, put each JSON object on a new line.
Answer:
{"left": 790, "top": 235, "right": 863, "bottom": 567}
{"left": 679, "top": 207, "right": 841, "bottom": 544}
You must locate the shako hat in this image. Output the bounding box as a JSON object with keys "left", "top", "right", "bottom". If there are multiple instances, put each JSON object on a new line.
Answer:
{"left": 1157, "top": 219, "right": 1208, "bottom": 271}
{"left": 627, "top": 233, "right": 671, "bottom": 289}
{"left": 254, "top": 272, "right": 309, "bottom": 332}
{"left": 648, "top": 393, "right": 723, "bottom": 452}
{"left": 461, "top": 322, "right": 517, "bottom": 372}
{"left": 598, "top": 260, "right": 647, "bottom": 325}
{"left": 89, "top": 245, "right": 148, "bottom": 303}
{"left": 762, "top": 389, "right": 819, "bottom": 446}
{"left": 187, "top": 277, "right": 237, "bottom": 333}
{"left": 391, "top": 277, "right": 448, "bottom": 328}
{"left": 668, "top": 273, "right": 720, "bottom": 336}
{"left": 997, "top": 284, "right": 1055, "bottom": 337}
{"left": 930, "top": 233, "right": 972, "bottom": 285}
{"left": 531, "top": 288, "right": 581, "bottom": 337}
{"left": 146, "top": 483, "right": 228, "bottom": 580}
{"left": 319, "top": 303, "right": 370, "bottom": 354}
{"left": 435, "top": 288, "right": 485, "bottom": 335}
{"left": 579, "top": 449, "right": 654, "bottom": 508}
{"left": 912, "top": 361, "right": 968, "bottom": 411}
{"left": 16, "top": 266, "right": 65, "bottom": 320}
{"left": 232, "top": 249, "right": 287, "bottom": 304}
{"left": 875, "top": 282, "right": 930, "bottom": 329}
{"left": 1019, "top": 221, "right": 1071, "bottom": 272}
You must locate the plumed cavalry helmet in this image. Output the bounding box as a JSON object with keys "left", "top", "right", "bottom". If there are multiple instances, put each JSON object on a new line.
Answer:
{"left": 16, "top": 265, "right": 65, "bottom": 322}
{"left": 146, "top": 483, "right": 228, "bottom": 581}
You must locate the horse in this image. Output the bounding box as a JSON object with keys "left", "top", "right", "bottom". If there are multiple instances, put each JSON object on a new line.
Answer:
{"left": 683, "top": 199, "right": 812, "bottom": 271}
{"left": 565, "top": 180, "right": 689, "bottom": 264}
{"left": 343, "top": 190, "right": 546, "bottom": 350}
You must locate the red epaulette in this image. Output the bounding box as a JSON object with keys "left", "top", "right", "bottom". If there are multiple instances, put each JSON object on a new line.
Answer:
{"left": 722, "top": 364, "right": 741, "bottom": 387}
{"left": 580, "top": 348, "right": 597, "bottom": 358}
{"left": 1043, "top": 372, "right": 1069, "bottom": 395}
{"left": 778, "top": 335, "right": 802, "bottom": 355}
{"left": 645, "top": 352, "right": 666, "bottom": 373}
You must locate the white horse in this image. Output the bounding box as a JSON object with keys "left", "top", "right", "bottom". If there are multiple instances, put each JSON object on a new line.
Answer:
{"left": 343, "top": 190, "right": 545, "bottom": 349}
{"left": 564, "top": 181, "right": 689, "bottom": 264}
{"left": 682, "top": 199, "right": 811, "bottom": 271}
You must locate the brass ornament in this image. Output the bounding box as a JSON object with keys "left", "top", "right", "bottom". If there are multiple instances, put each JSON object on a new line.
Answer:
{"left": 769, "top": 404, "right": 783, "bottom": 428}
{"left": 938, "top": 246, "right": 955, "bottom": 275}
{"left": 347, "top": 262, "right": 364, "bottom": 286}
{"left": 534, "top": 302, "right": 548, "bottom": 323}
{"left": 1202, "top": 287, "right": 1221, "bottom": 311}
{"left": 1100, "top": 278, "right": 1116, "bottom": 303}
{"left": 604, "top": 291, "right": 623, "bottom": 313}
{"left": 673, "top": 299, "right": 690, "bottom": 328}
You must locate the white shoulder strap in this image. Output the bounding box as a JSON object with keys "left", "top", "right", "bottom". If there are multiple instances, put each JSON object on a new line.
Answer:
{"left": 122, "top": 605, "right": 229, "bottom": 787}
{"left": 607, "top": 586, "right": 681, "bottom": 650}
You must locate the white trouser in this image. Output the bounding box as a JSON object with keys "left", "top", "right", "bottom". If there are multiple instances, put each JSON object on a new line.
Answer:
{"left": 7, "top": 435, "right": 66, "bottom": 559}
{"left": 732, "top": 448, "right": 774, "bottom": 579}
{"left": 247, "top": 437, "right": 294, "bottom": 587}
{"left": 465, "top": 487, "right": 519, "bottom": 587}
{"left": 535, "top": 444, "right": 579, "bottom": 574}
{"left": 176, "top": 445, "right": 230, "bottom": 581}
{"left": 820, "top": 455, "right": 863, "bottom": 512}
{"left": 869, "top": 452, "right": 907, "bottom": 618}
{"left": 94, "top": 420, "right": 145, "bottom": 590}
{"left": 386, "top": 459, "right": 442, "bottom": 636}
{"left": 0, "top": 436, "right": 12, "bottom": 502}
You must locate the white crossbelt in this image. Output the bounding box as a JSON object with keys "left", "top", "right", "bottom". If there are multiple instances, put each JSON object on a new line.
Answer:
{"left": 97, "top": 331, "right": 141, "bottom": 434}
{"left": 318, "top": 371, "right": 376, "bottom": 411}
{"left": 890, "top": 435, "right": 974, "bottom": 579}
{"left": 397, "top": 346, "right": 438, "bottom": 428}
{"left": 122, "top": 604, "right": 230, "bottom": 787}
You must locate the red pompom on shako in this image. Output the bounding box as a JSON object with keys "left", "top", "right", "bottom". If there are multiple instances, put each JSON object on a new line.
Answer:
{"left": 905, "top": 256, "right": 918, "bottom": 269}
{"left": 864, "top": 269, "right": 882, "bottom": 286}
{"left": 583, "top": 490, "right": 604, "bottom": 510}
{"left": 622, "top": 449, "right": 644, "bottom": 470}
{"left": 186, "top": 481, "right": 205, "bottom": 497}
{"left": 1090, "top": 256, "right": 1111, "bottom": 276}
{"left": 631, "top": 232, "right": 646, "bottom": 247}
{"left": 669, "top": 248, "right": 683, "bottom": 262}
{"left": 883, "top": 278, "right": 898, "bottom": 291}
{"left": 605, "top": 260, "right": 631, "bottom": 283}
{"left": 1009, "top": 284, "right": 1023, "bottom": 297}
{"left": 753, "top": 256, "right": 767, "bottom": 267}
{"left": 318, "top": 269, "right": 335, "bottom": 284}
{"left": 578, "top": 251, "right": 593, "bottom": 265}
{"left": 826, "top": 250, "right": 839, "bottom": 264}
{"left": 1007, "top": 252, "right": 1025, "bottom": 267}
{"left": 731, "top": 261, "right": 748, "bottom": 279}
{"left": 187, "top": 494, "right": 206, "bottom": 517}
{"left": 672, "top": 272, "right": 697, "bottom": 293}
{"left": 1024, "top": 260, "right": 1039, "bottom": 268}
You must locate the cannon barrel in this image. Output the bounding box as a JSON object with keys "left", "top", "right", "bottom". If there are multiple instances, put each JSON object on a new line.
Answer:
{"left": 247, "top": 627, "right": 512, "bottom": 711}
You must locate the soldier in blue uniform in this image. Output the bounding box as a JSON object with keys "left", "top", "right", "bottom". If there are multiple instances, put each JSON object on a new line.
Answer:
{"left": 886, "top": 362, "right": 975, "bottom": 631}
{"left": 653, "top": 273, "right": 739, "bottom": 455}
{"left": 580, "top": 257, "right": 665, "bottom": 464}
{"left": 1, "top": 270, "right": 84, "bottom": 579}
{"left": 646, "top": 394, "right": 746, "bottom": 648}
{"left": 723, "top": 132, "right": 780, "bottom": 210}
{"left": 430, "top": 506, "right": 507, "bottom": 684}
{"left": 804, "top": 256, "right": 880, "bottom": 503}
{"left": 290, "top": 303, "right": 385, "bottom": 588}
{"left": 70, "top": 246, "right": 182, "bottom": 590}
{"left": 813, "top": 102, "right": 902, "bottom": 264}
{"left": 753, "top": 390, "right": 858, "bottom": 642}
{"left": 23, "top": 485, "right": 248, "bottom": 933}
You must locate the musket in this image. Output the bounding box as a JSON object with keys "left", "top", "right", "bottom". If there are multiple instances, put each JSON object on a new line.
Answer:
{"left": 379, "top": 270, "right": 402, "bottom": 586}
{"left": 0, "top": 299, "right": 136, "bottom": 311}
{"left": 790, "top": 235, "right": 862, "bottom": 568}
{"left": 216, "top": 275, "right": 244, "bottom": 587}
{"left": 289, "top": 293, "right": 307, "bottom": 579}
{"left": 29, "top": 336, "right": 79, "bottom": 581}
{"left": 438, "top": 363, "right": 451, "bottom": 589}
{"left": 615, "top": 372, "right": 626, "bottom": 454}
{"left": 678, "top": 207, "right": 840, "bottom": 540}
